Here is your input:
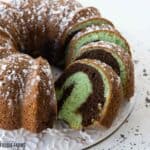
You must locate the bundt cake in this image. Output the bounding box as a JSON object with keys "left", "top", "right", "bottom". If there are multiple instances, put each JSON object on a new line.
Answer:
{"left": 0, "top": 0, "right": 134, "bottom": 132}
{"left": 55, "top": 59, "right": 123, "bottom": 129}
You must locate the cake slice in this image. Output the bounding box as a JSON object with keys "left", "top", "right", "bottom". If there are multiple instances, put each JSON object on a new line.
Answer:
{"left": 55, "top": 59, "right": 123, "bottom": 129}
{"left": 76, "top": 41, "right": 134, "bottom": 99}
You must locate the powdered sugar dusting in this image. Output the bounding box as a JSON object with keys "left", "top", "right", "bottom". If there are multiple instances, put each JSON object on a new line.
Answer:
{"left": 73, "top": 24, "right": 115, "bottom": 40}
{"left": 1, "top": 64, "right": 7, "bottom": 70}
{"left": 0, "top": 0, "right": 62, "bottom": 108}
{"left": 0, "top": 54, "right": 32, "bottom": 106}
{"left": 89, "top": 59, "right": 121, "bottom": 86}
{"left": 0, "top": 53, "right": 55, "bottom": 108}
{"left": 31, "top": 75, "right": 41, "bottom": 86}
{"left": 80, "top": 41, "right": 129, "bottom": 57}
{"left": 75, "top": 58, "right": 120, "bottom": 85}
{"left": 79, "top": 40, "right": 132, "bottom": 78}
{"left": 0, "top": 0, "right": 82, "bottom": 53}
{"left": 71, "top": 7, "right": 100, "bottom": 25}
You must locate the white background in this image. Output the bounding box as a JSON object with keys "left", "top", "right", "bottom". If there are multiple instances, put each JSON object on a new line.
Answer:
{"left": 1, "top": 0, "right": 150, "bottom": 149}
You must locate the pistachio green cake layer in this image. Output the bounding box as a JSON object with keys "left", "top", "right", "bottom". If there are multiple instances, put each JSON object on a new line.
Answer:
{"left": 56, "top": 60, "right": 111, "bottom": 129}
{"left": 57, "top": 72, "right": 93, "bottom": 129}
{"left": 111, "top": 52, "right": 127, "bottom": 88}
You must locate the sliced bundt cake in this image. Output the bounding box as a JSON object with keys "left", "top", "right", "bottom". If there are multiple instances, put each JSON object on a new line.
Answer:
{"left": 0, "top": 0, "right": 134, "bottom": 132}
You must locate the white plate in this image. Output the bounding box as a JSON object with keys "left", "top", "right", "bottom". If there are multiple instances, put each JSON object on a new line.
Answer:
{"left": 0, "top": 67, "right": 136, "bottom": 150}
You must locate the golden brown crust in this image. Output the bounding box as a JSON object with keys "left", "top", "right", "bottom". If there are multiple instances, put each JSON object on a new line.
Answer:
{"left": 22, "top": 57, "right": 57, "bottom": 133}
{"left": 125, "top": 57, "right": 134, "bottom": 99}
{"left": 0, "top": 54, "right": 32, "bottom": 130}
{"left": 0, "top": 26, "right": 17, "bottom": 57}
{"left": 0, "top": 100, "right": 21, "bottom": 130}
{"left": 100, "top": 68, "right": 123, "bottom": 127}
{"left": 69, "top": 7, "right": 101, "bottom": 26}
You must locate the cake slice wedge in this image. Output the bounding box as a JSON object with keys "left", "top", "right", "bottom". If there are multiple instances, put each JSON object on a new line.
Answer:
{"left": 76, "top": 41, "right": 134, "bottom": 99}
{"left": 55, "top": 59, "right": 123, "bottom": 129}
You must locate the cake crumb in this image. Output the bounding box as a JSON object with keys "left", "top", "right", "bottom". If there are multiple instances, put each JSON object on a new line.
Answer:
{"left": 145, "top": 97, "right": 150, "bottom": 103}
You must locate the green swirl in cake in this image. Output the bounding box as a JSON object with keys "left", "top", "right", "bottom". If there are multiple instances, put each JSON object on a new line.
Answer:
{"left": 56, "top": 72, "right": 93, "bottom": 129}
{"left": 55, "top": 59, "right": 123, "bottom": 129}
